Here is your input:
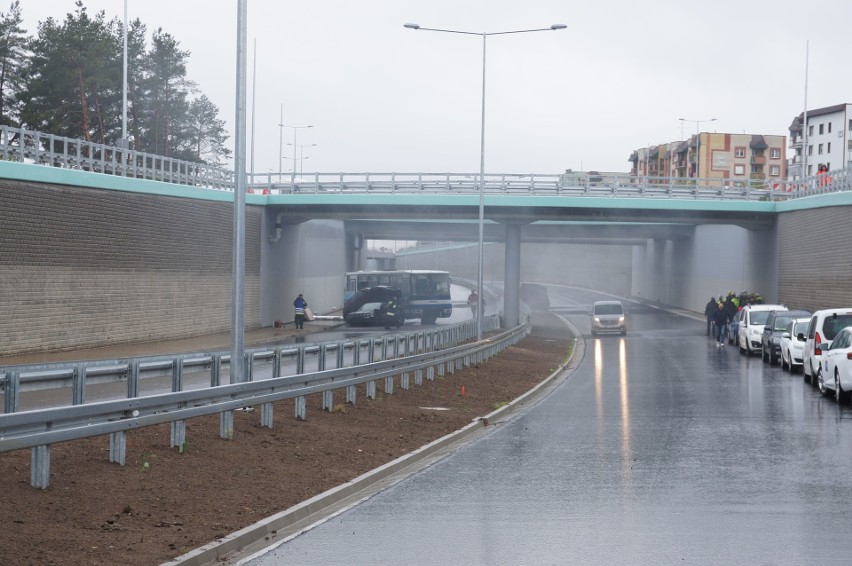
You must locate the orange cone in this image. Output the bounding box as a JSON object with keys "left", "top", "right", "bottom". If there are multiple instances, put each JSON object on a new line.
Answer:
{"left": 461, "top": 385, "right": 466, "bottom": 398}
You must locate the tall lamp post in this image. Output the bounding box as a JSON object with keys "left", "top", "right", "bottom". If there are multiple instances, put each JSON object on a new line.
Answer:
{"left": 679, "top": 117, "right": 716, "bottom": 184}
{"left": 404, "top": 22, "right": 567, "bottom": 340}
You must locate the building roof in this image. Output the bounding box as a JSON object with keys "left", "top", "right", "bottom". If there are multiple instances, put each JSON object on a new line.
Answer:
{"left": 794, "top": 103, "right": 851, "bottom": 120}
{"left": 750, "top": 135, "right": 768, "bottom": 150}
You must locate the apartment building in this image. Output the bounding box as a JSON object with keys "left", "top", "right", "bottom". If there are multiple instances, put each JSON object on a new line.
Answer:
{"left": 788, "top": 103, "right": 852, "bottom": 179}
{"left": 629, "top": 133, "right": 787, "bottom": 185}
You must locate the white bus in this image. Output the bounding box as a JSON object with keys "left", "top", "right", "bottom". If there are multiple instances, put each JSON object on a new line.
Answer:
{"left": 344, "top": 270, "right": 452, "bottom": 325}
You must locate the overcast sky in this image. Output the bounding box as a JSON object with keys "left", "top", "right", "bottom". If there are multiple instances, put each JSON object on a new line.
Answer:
{"left": 22, "top": 0, "right": 852, "bottom": 177}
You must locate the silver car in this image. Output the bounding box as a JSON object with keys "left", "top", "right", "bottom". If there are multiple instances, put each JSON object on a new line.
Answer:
{"left": 591, "top": 300, "right": 626, "bottom": 336}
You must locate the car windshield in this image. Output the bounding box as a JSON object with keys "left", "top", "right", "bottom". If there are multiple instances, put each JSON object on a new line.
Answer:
{"left": 773, "top": 316, "right": 794, "bottom": 331}
{"left": 595, "top": 303, "right": 623, "bottom": 315}
{"left": 822, "top": 314, "right": 852, "bottom": 341}
{"left": 750, "top": 311, "right": 771, "bottom": 325}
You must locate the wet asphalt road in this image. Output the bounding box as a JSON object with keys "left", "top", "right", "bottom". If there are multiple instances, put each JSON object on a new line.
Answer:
{"left": 245, "top": 286, "right": 852, "bottom": 565}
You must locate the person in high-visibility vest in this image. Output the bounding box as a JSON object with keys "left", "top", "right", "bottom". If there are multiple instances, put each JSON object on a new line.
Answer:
{"left": 293, "top": 293, "right": 308, "bottom": 329}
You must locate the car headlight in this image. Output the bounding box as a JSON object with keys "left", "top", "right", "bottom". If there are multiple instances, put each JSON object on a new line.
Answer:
{"left": 618, "top": 316, "right": 625, "bottom": 323}
{"left": 593, "top": 317, "right": 600, "bottom": 323}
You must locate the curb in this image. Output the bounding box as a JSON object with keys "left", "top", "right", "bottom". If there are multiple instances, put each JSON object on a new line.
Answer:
{"left": 164, "top": 319, "right": 582, "bottom": 566}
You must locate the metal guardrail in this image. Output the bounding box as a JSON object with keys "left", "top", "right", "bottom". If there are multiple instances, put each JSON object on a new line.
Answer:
{"left": 4, "top": 124, "right": 851, "bottom": 200}
{"left": 0, "top": 315, "right": 521, "bottom": 489}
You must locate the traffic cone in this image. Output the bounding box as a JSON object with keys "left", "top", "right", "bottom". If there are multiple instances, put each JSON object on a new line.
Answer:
{"left": 461, "top": 385, "right": 466, "bottom": 398}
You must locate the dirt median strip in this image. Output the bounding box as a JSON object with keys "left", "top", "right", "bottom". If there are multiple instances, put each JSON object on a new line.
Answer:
{"left": 168, "top": 327, "right": 580, "bottom": 566}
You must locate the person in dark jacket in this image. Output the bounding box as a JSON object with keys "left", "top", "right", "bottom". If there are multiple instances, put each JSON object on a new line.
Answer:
{"left": 293, "top": 293, "right": 308, "bottom": 329}
{"left": 711, "top": 302, "right": 729, "bottom": 347}
{"left": 704, "top": 297, "right": 718, "bottom": 336}
{"left": 723, "top": 294, "right": 738, "bottom": 342}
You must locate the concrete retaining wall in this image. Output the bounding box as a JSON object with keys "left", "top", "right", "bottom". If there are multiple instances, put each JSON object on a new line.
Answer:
{"left": 777, "top": 205, "right": 852, "bottom": 311}
{"left": 0, "top": 179, "right": 262, "bottom": 356}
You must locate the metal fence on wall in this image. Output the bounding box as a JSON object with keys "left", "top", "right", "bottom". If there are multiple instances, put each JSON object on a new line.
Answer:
{"left": 4, "top": 124, "right": 851, "bottom": 200}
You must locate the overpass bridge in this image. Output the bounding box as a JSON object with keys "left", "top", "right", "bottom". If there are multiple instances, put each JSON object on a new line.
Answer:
{"left": 2, "top": 127, "right": 852, "bottom": 357}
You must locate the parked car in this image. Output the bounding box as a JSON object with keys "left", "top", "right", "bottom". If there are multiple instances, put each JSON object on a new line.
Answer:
{"left": 737, "top": 304, "right": 787, "bottom": 355}
{"left": 591, "top": 300, "right": 626, "bottom": 335}
{"left": 802, "top": 308, "right": 852, "bottom": 385}
{"left": 816, "top": 326, "right": 852, "bottom": 403}
{"left": 779, "top": 318, "right": 811, "bottom": 372}
{"left": 761, "top": 309, "right": 812, "bottom": 365}
{"left": 345, "top": 301, "right": 384, "bottom": 327}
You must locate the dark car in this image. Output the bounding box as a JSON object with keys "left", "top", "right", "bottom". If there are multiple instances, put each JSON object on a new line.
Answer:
{"left": 345, "top": 301, "right": 385, "bottom": 327}
{"left": 761, "top": 309, "right": 812, "bottom": 365}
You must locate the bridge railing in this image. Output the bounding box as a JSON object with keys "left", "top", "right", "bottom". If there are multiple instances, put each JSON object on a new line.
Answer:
{"left": 4, "top": 124, "right": 851, "bottom": 200}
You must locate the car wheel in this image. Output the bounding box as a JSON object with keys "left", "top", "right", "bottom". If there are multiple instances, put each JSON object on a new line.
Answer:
{"left": 621, "top": 328, "right": 627, "bottom": 336}
{"left": 818, "top": 368, "right": 829, "bottom": 396}
{"left": 739, "top": 337, "right": 746, "bottom": 354}
{"left": 780, "top": 351, "right": 788, "bottom": 371}
{"left": 836, "top": 371, "right": 851, "bottom": 404}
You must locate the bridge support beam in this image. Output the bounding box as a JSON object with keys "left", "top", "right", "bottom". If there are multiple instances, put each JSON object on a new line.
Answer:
{"left": 503, "top": 223, "right": 522, "bottom": 328}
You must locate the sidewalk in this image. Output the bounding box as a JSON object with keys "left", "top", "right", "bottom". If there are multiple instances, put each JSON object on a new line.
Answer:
{"left": 0, "top": 318, "right": 342, "bottom": 367}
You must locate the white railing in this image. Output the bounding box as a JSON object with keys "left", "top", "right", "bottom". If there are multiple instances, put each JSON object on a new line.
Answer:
{"left": 4, "top": 124, "right": 851, "bottom": 200}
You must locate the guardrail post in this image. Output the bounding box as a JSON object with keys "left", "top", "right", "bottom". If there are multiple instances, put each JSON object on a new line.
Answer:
{"left": 170, "top": 359, "right": 186, "bottom": 450}
{"left": 295, "top": 396, "right": 307, "bottom": 420}
{"left": 245, "top": 352, "right": 255, "bottom": 382}
{"left": 31, "top": 445, "right": 50, "bottom": 489}
{"left": 127, "top": 360, "right": 140, "bottom": 398}
{"left": 400, "top": 335, "right": 410, "bottom": 390}
{"left": 366, "top": 379, "right": 377, "bottom": 399}
{"left": 322, "top": 390, "right": 333, "bottom": 411}
{"left": 261, "top": 403, "right": 273, "bottom": 428}
{"left": 414, "top": 334, "right": 423, "bottom": 386}
{"left": 318, "top": 345, "right": 327, "bottom": 372}
{"left": 297, "top": 347, "right": 306, "bottom": 374}
{"left": 3, "top": 371, "right": 20, "bottom": 413}
{"left": 272, "top": 350, "right": 282, "bottom": 378}
{"left": 110, "top": 431, "right": 127, "bottom": 465}
{"left": 211, "top": 355, "right": 222, "bottom": 387}
{"left": 71, "top": 366, "right": 86, "bottom": 405}
{"left": 368, "top": 340, "right": 375, "bottom": 364}
{"left": 353, "top": 340, "right": 361, "bottom": 365}
{"left": 384, "top": 373, "right": 394, "bottom": 395}
{"left": 336, "top": 343, "right": 345, "bottom": 368}
{"left": 380, "top": 337, "right": 388, "bottom": 361}
{"left": 220, "top": 411, "right": 234, "bottom": 440}
{"left": 346, "top": 383, "right": 357, "bottom": 405}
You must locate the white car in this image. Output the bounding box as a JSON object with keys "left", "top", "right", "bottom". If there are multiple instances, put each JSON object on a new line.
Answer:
{"left": 802, "top": 308, "right": 852, "bottom": 386}
{"left": 817, "top": 326, "right": 852, "bottom": 403}
{"left": 591, "top": 300, "right": 626, "bottom": 336}
{"left": 779, "top": 318, "right": 810, "bottom": 372}
{"left": 737, "top": 304, "right": 787, "bottom": 355}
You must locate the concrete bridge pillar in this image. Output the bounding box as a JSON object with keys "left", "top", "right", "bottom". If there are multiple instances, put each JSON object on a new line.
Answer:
{"left": 503, "top": 224, "right": 522, "bottom": 328}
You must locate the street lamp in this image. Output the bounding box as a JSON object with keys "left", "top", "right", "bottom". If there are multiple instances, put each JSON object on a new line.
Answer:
{"left": 404, "top": 22, "right": 567, "bottom": 340}
{"left": 281, "top": 125, "right": 313, "bottom": 183}
{"left": 679, "top": 117, "right": 716, "bottom": 184}
{"left": 288, "top": 143, "right": 317, "bottom": 175}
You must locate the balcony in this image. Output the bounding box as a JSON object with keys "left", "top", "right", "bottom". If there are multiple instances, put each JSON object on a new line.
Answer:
{"left": 750, "top": 173, "right": 766, "bottom": 180}
{"left": 751, "top": 155, "right": 766, "bottom": 165}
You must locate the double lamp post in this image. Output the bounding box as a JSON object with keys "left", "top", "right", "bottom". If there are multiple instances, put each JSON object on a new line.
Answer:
{"left": 404, "top": 22, "right": 566, "bottom": 340}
